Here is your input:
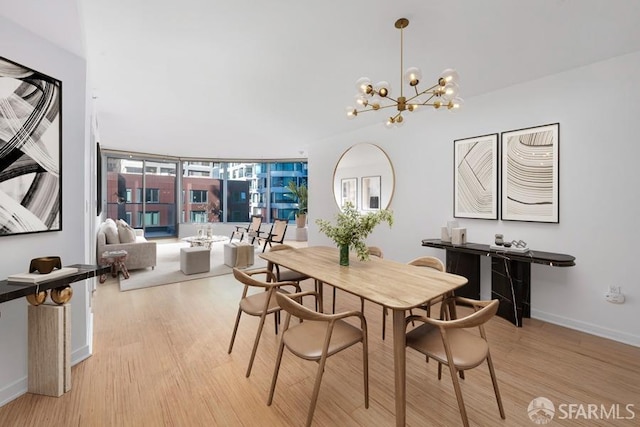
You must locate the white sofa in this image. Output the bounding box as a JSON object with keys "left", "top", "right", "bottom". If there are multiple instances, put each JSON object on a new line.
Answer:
{"left": 97, "top": 219, "right": 157, "bottom": 271}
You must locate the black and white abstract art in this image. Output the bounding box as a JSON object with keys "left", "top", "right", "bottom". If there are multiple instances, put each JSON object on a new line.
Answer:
{"left": 454, "top": 134, "right": 498, "bottom": 219}
{"left": 0, "top": 57, "right": 62, "bottom": 236}
{"left": 501, "top": 123, "right": 559, "bottom": 223}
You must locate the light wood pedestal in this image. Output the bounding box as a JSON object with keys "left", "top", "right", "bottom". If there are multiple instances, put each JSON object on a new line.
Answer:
{"left": 27, "top": 303, "right": 70, "bottom": 397}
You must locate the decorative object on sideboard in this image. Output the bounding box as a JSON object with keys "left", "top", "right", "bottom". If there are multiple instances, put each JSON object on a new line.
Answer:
{"left": 345, "top": 18, "right": 462, "bottom": 128}
{"left": 451, "top": 228, "right": 467, "bottom": 245}
{"left": 490, "top": 237, "right": 529, "bottom": 253}
{"left": 441, "top": 227, "right": 451, "bottom": 242}
{"left": 29, "top": 256, "right": 62, "bottom": 274}
{"left": 494, "top": 234, "right": 504, "bottom": 246}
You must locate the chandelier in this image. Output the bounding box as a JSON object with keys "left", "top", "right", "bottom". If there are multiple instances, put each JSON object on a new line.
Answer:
{"left": 346, "top": 18, "right": 463, "bottom": 128}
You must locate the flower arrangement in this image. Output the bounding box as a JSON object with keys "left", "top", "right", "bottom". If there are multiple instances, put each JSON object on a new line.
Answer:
{"left": 316, "top": 202, "right": 393, "bottom": 262}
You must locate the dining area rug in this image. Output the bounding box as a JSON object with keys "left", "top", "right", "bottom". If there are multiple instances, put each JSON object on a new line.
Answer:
{"left": 119, "top": 240, "right": 267, "bottom": 291}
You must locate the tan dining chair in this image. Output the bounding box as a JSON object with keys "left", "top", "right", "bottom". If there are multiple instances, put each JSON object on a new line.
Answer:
{"left": 268, "top": 291, "right": 369, "bottom": 427}
{"left": 227, "top": 267, "right": 300, "bottom": 377}
{"left": 408, "top": 256, "right": 446, "bottom": 318}
{"left": 267, "top": 244, "right": 323, "bottom": 311}
{"left": 405, "top": 297, "right": 505, "bottom": 427}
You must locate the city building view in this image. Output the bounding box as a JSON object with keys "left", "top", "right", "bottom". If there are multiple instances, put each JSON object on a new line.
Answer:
{"left": 105, "top": 157, "right": 307, "bottom": 237}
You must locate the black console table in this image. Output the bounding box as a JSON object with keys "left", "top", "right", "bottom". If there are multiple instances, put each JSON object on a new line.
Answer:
{"left": 0, "top": 264, "right": 109, "bottom": 304}
{"left": 421, "top": 239, "right": 575, "bottom": 327}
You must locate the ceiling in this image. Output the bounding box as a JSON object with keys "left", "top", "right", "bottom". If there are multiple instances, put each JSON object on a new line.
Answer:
{"left": 2, "top": 0, "right": 640, "bottom": 159}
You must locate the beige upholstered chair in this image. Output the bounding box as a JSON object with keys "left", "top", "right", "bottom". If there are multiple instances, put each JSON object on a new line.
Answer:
{"left": 268, "top": 291, "right": 369, "bottom": 427}
{"left": 227, "top": 267, "right": 300, "bottom": 377}
{"left": 408, "top": 256, "right": 446, "bottom": 318}
{"left": 405, "top": 297, "right": 505, "bottom": 427}
{"left": 230, "top": 214, "right": 263, "bottom": 244}
{"left": 261, "top": 218, "right": 288, "bottom": 252}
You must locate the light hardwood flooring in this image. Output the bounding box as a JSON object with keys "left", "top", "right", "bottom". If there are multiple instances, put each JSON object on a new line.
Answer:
{"left": 1, "top": 244, "right": 639, "bottom": 426}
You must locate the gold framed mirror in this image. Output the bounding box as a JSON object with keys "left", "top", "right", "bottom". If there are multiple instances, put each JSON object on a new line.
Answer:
{"left": 332, "top": 143, "right": 395, "bottom": 210}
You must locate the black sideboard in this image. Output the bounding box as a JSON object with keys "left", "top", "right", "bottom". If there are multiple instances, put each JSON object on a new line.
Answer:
{"left": 421, "top": 239, "right": 576, "bottom": 327}
{"left": 0, "top": 264, "right": 109, "bottom": 304}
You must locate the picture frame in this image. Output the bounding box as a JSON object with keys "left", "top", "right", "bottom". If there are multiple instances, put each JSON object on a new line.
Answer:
{"left": 454, "top": 133, "right": 498, "bottom": 219}
{"left": 501, "top": 123, "right": 559, "bottom": 223}
{"left": 361, "top": 176, "right": 381, "bottom": 211}
{"left": 340, "top": 177, "right": 357, "bottom": 208}
{"left": 0, "top": 56, "right": 62, "bottom": 236}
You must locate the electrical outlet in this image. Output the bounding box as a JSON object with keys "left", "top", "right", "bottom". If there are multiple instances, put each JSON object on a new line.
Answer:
{"left": 605, "top": 286, "right": 625, "bottom": 304}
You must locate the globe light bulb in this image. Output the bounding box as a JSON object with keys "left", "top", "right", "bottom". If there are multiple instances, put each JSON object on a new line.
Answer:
{"left": 355, "top": 94, "right": 368, "bottom": 107}
{"left": 355, "top": 77, "right": 373, "bottom": 96}
{"left": 346, "top": 106, "right": 357, "bottom": 119}
{"left": 403, "top": 67, "right": 422, "bottom": 86}
{"left": 448, "top": 97, "right": 464, "bottom": 110}
{"left": 440, "top": 68, "right": 460, "bottom": 84}
{"left": 442, "top": 82, "right": 459, "bottom": 100}
{"left": 375, "top": 81, "right": 390, "bottom": 98}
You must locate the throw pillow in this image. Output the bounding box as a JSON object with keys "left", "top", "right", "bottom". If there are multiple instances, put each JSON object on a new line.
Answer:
{"left": 104, "top": 220, "right": 120, "bottom": 244}
{"left": 118, "top": 221, "right": 136, "bottom": 243}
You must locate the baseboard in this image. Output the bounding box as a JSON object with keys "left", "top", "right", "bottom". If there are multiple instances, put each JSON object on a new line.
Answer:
{"left": 532, "top": 309, "right": 640, "bottom": 347}
{"left": 0, "top": 376, "right": 27, "bottom": 407}
{"left": 0, "top": 346, "right": 93, "bottom": 408}
{"left": 72, "top": 344, "right": 93, "bottom": 366}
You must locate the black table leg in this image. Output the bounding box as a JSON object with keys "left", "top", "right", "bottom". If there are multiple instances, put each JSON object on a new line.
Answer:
{"left": 445, "top": 250, "right": 481, "bottom": 300}
{"left": 491, "top": 257, "right": 531, "bottom": 327}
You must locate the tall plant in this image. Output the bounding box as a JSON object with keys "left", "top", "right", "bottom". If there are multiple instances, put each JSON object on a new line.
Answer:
{"left": 286, "top": 181, "right": 308, "bottom": 216}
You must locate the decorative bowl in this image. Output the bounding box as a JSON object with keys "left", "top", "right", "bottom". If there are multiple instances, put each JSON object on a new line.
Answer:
{"left": 29, "top": 256, "right": 62, "bottom": 274}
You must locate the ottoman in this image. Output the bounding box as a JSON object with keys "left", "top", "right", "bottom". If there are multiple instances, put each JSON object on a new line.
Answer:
{"left": 180, "top": 246, "right": 210, "bottom": 275}
{"left": 224, "top": 242, "right": 255, "bottom": 268}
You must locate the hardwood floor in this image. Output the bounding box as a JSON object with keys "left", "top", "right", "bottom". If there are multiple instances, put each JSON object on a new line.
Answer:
{"left": 1, "top": 248, "right": 639, "bottom": 426}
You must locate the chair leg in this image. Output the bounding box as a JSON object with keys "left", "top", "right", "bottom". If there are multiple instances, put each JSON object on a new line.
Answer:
{"left": 362, "top": 336, "right": 369, "bottom": 409}
{"left": 332, "top": 288, "right": 337, "bottom": 313}
{"left": 246, "top": 312, "right": 268, "bottom": 377}
{"left": 486, "top": 354, "right": 506, "bottom": 419}
{"left": 267, "top": 335, "right": 287, "bottom": 406}
{"left": 274, "top": 311, "right": 280, "bottom": 335}
{"left": 448, "top": 364, "right": 470, "bottom": 427}
{"left": 228, "top": 308, "right": 243, "bottom": 354}
{"left": 382, "top": 307, "right": 387, "bottom": 340}
{"left": 306, "top": 354, "right": 329, "bottom": 427}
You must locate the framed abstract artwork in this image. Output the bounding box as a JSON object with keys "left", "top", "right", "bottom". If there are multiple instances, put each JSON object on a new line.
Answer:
{"left": 501, "top": 123, "right": 559, "bottom": 223}
{"left": 340, "top": 177, "right": 357, "bottom": 208}
{"left": 454, "top": 133, "right": 498, "bottom": 219}
{"left": 0, "top": 57, "right": 62, "bottom": 236}
{"left": 361, "top": 176, "right": 381, "bottom": 211}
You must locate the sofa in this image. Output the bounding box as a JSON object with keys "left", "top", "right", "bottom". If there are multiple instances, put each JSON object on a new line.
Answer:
{"left": 97, "top": 218, "right": 157, "bottom": 271}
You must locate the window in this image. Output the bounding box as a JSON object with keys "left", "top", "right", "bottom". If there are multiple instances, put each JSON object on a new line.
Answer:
{"left": 137, "top": 188, "right": 159, "bottom": 203}
{"left": 126, "top": 189, "right": 132, "bottom": 203}
{"left": 190, "top": 210, "right": 207, "bottom": 223}
{"left": 190, "top": 190, "right": 208, "bottom": 204}
{"left": 138, "top": 211, "right": 160, "bottom": 225}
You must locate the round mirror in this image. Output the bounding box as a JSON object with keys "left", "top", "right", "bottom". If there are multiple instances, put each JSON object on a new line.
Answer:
{"left": 333, "top": 143, "right": 395, "bottom": 210}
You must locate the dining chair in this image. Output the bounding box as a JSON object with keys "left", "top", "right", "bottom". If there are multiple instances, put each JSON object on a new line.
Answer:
{"left": 227, "top": 267, "right": 300, "bottom": 377}
{"left": 230, "top": 214, "right": 263, "bottom": 244}
{"left": 408, "top": 256, "right": 446, "bottom": 318}
{"left": 268, "top": 291, "right": 369, "bottom": 427}
{"left": 261, "top": 218, "right": 288, "bottom": 252}
{"left": 405, "top": 297, "right": 505, "bottom": 427}
{"left": 267, "top": 244, "right": 323, "bottom": 311}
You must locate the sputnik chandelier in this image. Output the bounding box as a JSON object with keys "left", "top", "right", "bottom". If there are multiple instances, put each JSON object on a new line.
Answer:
{"left": 346, "top": 18, "right": 463, "bottom": 128}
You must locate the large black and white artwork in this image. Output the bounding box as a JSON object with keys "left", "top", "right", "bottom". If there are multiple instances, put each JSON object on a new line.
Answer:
{"left": 0, "top": 57, "right": 62, "bottom": 236}
{"left": 454, "top": 134, "right": 498, "bottom": 219}
{"left": 501, "top": 123, "right": 559, "bottom": 223}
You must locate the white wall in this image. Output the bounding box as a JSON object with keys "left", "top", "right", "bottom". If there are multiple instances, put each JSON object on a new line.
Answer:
{"left": 0, "top": 16, "right": 89, "bottom": 405}
{"left": 308, "top": 50, "right": 640, "bottom": 347}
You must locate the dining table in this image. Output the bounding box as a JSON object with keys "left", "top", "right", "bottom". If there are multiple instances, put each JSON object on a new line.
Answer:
{"left": 260, "top": 246, "right": 468, "bottom": 426}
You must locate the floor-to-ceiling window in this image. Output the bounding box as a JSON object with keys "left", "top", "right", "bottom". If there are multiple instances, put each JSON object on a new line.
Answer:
{"left": 104, "top": 152, "right": 307, "bottom": 236}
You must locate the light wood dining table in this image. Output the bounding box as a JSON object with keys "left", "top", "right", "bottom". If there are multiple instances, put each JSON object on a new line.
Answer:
{"left": 260, "top": 246, "right": 468, "bottom": 426}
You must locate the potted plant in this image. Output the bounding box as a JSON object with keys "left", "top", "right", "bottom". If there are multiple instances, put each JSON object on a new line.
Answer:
{"left": 316, "top": 202, "right": 393, "bottom": 265}
{"left": 287, "top": 181, "right": 308, "bottom": 228}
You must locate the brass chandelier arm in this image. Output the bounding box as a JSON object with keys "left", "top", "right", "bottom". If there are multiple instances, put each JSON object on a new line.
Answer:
{"left": 355, "top": 103, "right": 401, "bottom": 114}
